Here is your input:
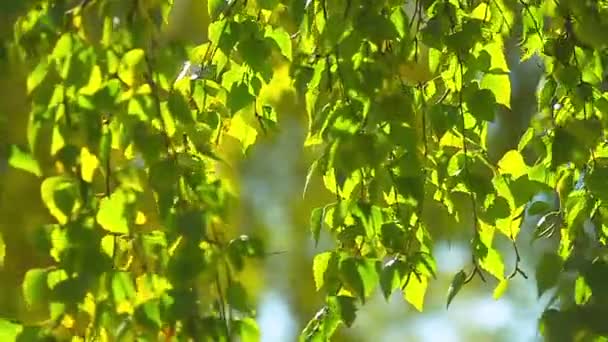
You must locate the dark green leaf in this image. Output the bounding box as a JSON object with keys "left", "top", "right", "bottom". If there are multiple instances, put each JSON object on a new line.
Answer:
{"left": 446, "top": 270, "right": 467, "bottom": 308}
{"left": 536, "top": 253, "right": 563, "bottom": 297}
{"left": 310, "top": 207, "right": 324, "bottom": 246}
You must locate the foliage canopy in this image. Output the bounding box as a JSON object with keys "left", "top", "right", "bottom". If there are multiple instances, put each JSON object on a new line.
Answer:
{"left": 1, "top": 0, "right": 608, "bottom": 340}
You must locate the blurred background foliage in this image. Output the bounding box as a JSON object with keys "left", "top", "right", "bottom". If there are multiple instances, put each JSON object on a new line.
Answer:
{"left": 1, "top": 0, "right": 608, "bottom": 341}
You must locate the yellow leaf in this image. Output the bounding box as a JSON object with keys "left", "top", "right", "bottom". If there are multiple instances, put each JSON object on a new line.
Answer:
{"left": 404, "top": 274, "right": 428, "bottom": 312}
{"left": 497, "top": 150, "right": 527, "bottom": 179}
{"left": 493, "top": 279, "right": 509, "bottom": 299}
{"left": 80, "top": 147, "right": 99, "bottom": 183}
{"left": 481, "top": 73, "right": 510, "bottom": 109}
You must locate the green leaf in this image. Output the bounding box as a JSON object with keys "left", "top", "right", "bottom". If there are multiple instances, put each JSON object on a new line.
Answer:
{"left": 96, "top": 190, "right": 132, "bottom": 234}
{"left": 22, "top": 268, "right": 48, "bottom": 307}
{"left": 574, "top": 276, "right": 591, "bottom": 305}
{"left": 300, "top": 296, "right": 357, "bottom": 342}
{"left": 135, "top": 299, "right": 162, "bottom": 330}
{"left": 536, "top": 252, "right": 563, "bottom": 297}
{"left": 118, "top": 49, "right": 145, "bottom": 86}
{"left": 380, "top": 223, "right": 407, "bottom": 251}
{"left": 0, "top": 319, "right": 23, "bottom": 341}
{"left": 493, "top": 279, "right": 509, "bottom": 299}
{"left": 404, "top": 271, "right": 428, "bottom": 312}
{"left": 565, "top": 190, "right": 590, "bottom": 228}
{"left": 339, "top": 257, "right": 378, "bottom": 303}
{"left": 8, "top": 145, "right": 41, "bottom": 176}
{"left": 112, "top": 271, "right": 136, "bottom": 304}
{"left": 27, "top": 61, "right": 49, "bottom": 94}
{"left": 585, "top": 161, "right": 608, "bottom": 201}
{"left": 310, "top": 207, "right": 324, "bottom": 246}
{"left": 465, "top": 87, "right": 496, "bottom": 121}
{"left": 379, "top": 258, "right": 405, "bottom": 300}
{"left": 168, "top": 91, "right": 194, "bottom": 125}
{"left": 234, "top": 317, "right": 260, "bottom": 342}
{"left": 40, "top": 176, "right": 80, "bottom": 225}
{"left": 313, "top": 252, "right": 333, "bottom": 291}
{"left": 446, "top": 270, "right": 467, "bottom": 308}
{"left": 265, "top": 26, "right": 292, "bottom": 60}
{"left": 227, "top": 282, "right": 251, "bottom": 313}
{"left": 227, "top": 82, "right": 255, "bottom": 115}
{"left": 480, "top": 74, "right": 510, "bottom": 109}
{"left": 330, "top": 296, "right": 357, "bottom": 327}
{"left": 208, "top": 0, "right": 226, "bottom": 20}
{"left": 497, "top": 150, "right": 528, "bottom": 179}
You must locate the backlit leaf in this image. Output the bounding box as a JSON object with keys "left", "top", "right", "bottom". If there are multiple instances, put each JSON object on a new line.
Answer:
{"left": 493, "top": 279, "right": 509, "bottom": 299}
{"left": 481, "top": 74, "right": 510, "bottom": 109}
{"left": 404, "top": 272, "right": 428, "bottom": 312}
{"left": 96, "top": 190, "right": 132, "bottom": 234}
{"left": 8, "top": 145, "right": 41, "bottom": 176}
{"left": 40, "top": 176, "right": 80, "bottom": 225}
{"left": 23, "top": 268, "right": 48, "bottom": 307}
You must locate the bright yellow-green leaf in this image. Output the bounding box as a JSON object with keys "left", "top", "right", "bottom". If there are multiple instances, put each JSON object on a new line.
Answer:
{"left": 484, "top": 40, "right": 509, "bottom": 72}
{"left": 41, "top": 176, "right": 80, "bottom": 225}
{"left": 80, "top": 147, "right": 99, "bottom": 183}
{"left": 497, "top": 150, "right": 528, "bottom": 179}
{"left": 79, "top": 65, "right": 104, "bottom": 95}
{"left": 493, "top": 279, "right": 509, "bottom": 299}
{"left": 0, "top": 319, "right": 23, "bottom": 341}
{"left": 27, "top": 60, "right": 49, "bottom": 94}
{"left": 8, "top": 145, "right": 41, "bottom": 177}
{"left": 236, "top": 317, "right": 260, "bottom": 342}
{"left": 265, "top": 26, "right": 292, "bottom": 61}
{"left": 97, "top": 190, "right": 132, "bottom": 234}
{"left": 574, "top": 276, "right": 591, "bottom": 305}
{"left": 226, "top": 113, "right": 258, "bottom": 152}
{"left": 481, "top": 73, "right": 510, "bottom": 109}
{"left": 404, "top": 273, "right": 428, "bottom": 312}
{"left": 23, "top": 268, "right": 48, "bottom": 307}
{"left": 101, "top": 235, "right": 115, "bottom": 258}
{"left": 118, "top": 49, "right": 146, "bottom": 86}
{"left": 481, "top": 247, "right": 505, "bottom": 280}
{"left": 439, "top": 131, "right": 464, "bottom": 149}
{"left": 313, "top": 252, "right": 333, "bottom": 291}
{"left": 471, "top": 3, "right": 490, "bottom": 20}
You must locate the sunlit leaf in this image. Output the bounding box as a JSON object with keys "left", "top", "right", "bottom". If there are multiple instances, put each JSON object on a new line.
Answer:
{"left": 97, "top": 190, "right": 132, "bottom": 234}
{"left": 312, "top": 252, "right": 335, "bottom": 291}
{"left": 481, "top": 74, "right": 510, "bottom": 109}
{"left": 0, "top": 319, "right": 23, "bottom": 341}
{"left": 404, "top": 272, "right": 428, "bottom": 312}
{"left": 497, "top": 150, "right": 528, "bottom": 179}
{"left": 493, "top": 279, "right": 509, "bottom": 299}
{"left": 265, "top": 26, "right": 292, "bottom": 60}
{"left": 23, "top": 268, "right": 48, "bottom": 307}
{"left": 234, "top": 317, "right": 260, "bottom": 342}
{"left": 40, "top": 176, "right": 80, "bottom": 225}
{"left": 8, "top": 144, "right": 41, "bottom": 177}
